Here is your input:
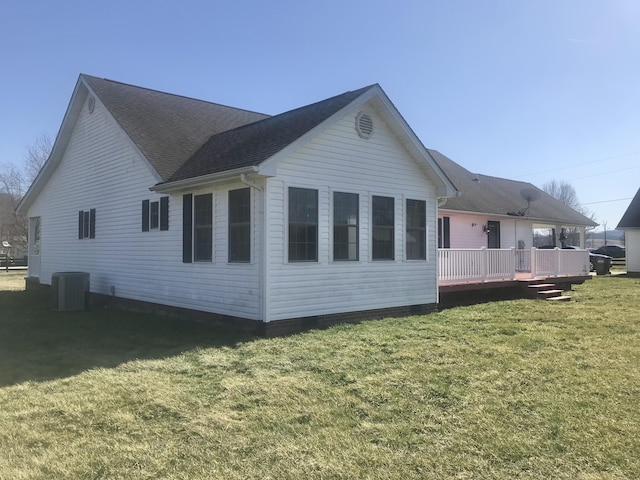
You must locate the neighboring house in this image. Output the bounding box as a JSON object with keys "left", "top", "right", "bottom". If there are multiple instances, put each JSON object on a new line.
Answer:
{"left": 17, "top": 74, "right": 457, "bottom": 335}
{"left": 0, "top": 192, "right": 27, "bottom": 260}
{"left": 429, "top": 150, "right": 597, "bottom": 250}
{"left": 616, "top": 188, "right": 640, "bottom": 275}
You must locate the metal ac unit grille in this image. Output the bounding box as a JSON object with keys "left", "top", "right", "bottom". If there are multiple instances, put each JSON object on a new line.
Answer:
{"left": 51, "top": 272, "right": 90, "bottom": 311}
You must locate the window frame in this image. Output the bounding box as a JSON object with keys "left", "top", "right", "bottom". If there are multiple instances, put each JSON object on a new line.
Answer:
{"left": 228, "top": 187, "right": 251, "bottom": 263}
{"left": 78, "top": 209, "right": 96, "bottom": 239}
{"left": 333, "top": 191, "right": 359, "bottom": 261}
{"left": 438, "top": 216, "right": 450, "bottom": 249}
{"left": 193, "top": 193, "right": 213, "bottom": 262}
{"left": 371, "top": 195, "right": 395, "bottom": 261}
{"left": 406, "top": 198, "right": 427, "bottom": 260}
{"left": 150, "top": 201, "right": 160, "bottom": 230}
{"left": 288, "top": 186, "right": 318, "bottom": 263}
{"left": 142, "top": 197, "right": 169, "bottom": 232}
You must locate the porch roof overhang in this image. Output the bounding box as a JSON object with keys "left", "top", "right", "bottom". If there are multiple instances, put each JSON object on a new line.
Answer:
{"left": 150, "top": 166, "right": 269, "bottom": 193}
{"left": 438, "top": 208, "right": 595, "bottom": 228}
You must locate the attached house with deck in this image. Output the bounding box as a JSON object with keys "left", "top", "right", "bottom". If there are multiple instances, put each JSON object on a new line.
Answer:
{"left": 430, "top": 150, "right": 597, "bottom": 301}
{"left": 17, "top": 75, "right": 458, "bottom": 335}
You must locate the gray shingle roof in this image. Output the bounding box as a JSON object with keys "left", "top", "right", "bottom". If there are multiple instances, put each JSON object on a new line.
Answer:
{"left": 617, "top": 188, "right": 640, "bottom": 228}
{"left": 82, "top": 75, "right": 270, "bottom": 181}
{"left": 429, "top": 149, "right": 597, "bottom": 227}
{"left": 167, "top": 85, "right": 375, "bottom": 183}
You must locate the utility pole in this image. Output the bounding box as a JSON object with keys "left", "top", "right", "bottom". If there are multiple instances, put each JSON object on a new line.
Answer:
{"left": 603, "top": 221, "right": 607, "bottom": 246}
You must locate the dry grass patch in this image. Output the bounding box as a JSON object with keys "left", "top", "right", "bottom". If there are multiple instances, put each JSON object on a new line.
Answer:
{"left": 0, "top": 274, "right": 639, "bottom": 479}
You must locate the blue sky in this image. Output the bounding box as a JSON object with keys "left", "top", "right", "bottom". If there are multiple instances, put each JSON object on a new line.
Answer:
{"left": 2, "top": 0, "right": 639, "bottom": 231}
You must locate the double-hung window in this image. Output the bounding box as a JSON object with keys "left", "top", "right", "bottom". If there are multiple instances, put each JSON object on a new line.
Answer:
{"left": 406, "top": 199, "right": 426, "bottom": 260}
{"left": 333, "top": 192, "right": 359, "bottom": 261}
{"left": 142, "top": 197, "right": 169, "bottom": 231}
{"left": 288, "top": 187, "right": 318, "bottom": 262}
{"left": 229, "top": 188, "right": 251, "bottom": 263}
{"left": 182, "top": 193, "right": 213, "bottom": 263}
{"left": 78, "top": 209, "right": 96, "bottom": 239}
{"left": 372, "top": 196, "right": 394, "bottom": 260}
{"left": 194, "top": 194, "right": 213, "bottom": 262}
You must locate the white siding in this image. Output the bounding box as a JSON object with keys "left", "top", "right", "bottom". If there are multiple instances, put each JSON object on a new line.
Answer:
{"left": 264, "top": 106, "right": 439, "bottom": 321}
{"left": 28, "top": 97, "right": 262, "bottom": 319}
{"left": 441, "top": 211, "right": 534, "bottom": 249}
{"left": 625, "top": 229, "right": 640, "bottom": 273}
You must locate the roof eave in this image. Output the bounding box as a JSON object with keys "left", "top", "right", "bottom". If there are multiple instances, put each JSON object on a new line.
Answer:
{"left": 438, "top": 207, "right": 598, "bottom": 227}
{"left": 150, "top": 166, "right": 264, "bottom": 193}
{"left": 17, "top": 76, "right": 88, "bottom": 215}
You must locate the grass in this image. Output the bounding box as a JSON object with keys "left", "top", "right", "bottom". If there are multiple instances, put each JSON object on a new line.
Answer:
{"left": 0, "top": 272, "right": 639, "bottom": 479}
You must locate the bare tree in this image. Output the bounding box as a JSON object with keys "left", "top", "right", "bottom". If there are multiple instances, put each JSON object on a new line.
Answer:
{"left": 543, "top": 179, "right": 596, "bottom": 246}
{"left": 24, "top": 134, "right": 52, "bottom": 185}
{"left": 0, "top": 134, "right": 51, "bottom": 257}
{"left": 543, "top": 179, "right": 596, "bottom": 218}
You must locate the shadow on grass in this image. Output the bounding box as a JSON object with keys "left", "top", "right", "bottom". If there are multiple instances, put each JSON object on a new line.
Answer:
{"left": 0, "top": 290, "right": 256, "bottom": 387}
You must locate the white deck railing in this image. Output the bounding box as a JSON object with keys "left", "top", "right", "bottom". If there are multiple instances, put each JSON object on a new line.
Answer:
{"left": 439, "top": 248, "right": 589, "bottom": 285}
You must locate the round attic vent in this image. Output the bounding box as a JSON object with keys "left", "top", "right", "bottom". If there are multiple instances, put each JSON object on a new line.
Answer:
{"left": 87, "top": 95, "right": 96, "bottom": 113}
{"left": 355, "top": 111, "right": 373, "bottom": 139}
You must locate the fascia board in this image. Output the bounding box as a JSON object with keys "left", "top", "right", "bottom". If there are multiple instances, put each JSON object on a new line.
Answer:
{"left": 17, "top": 77, "right": 88, "bottom": 215}
{"left": 17, "top": 75, "right": 164, "bottom": 215}
{"left": 150, "top": 166, "right": 262, "bottom": 193}
{"left": 257, "top": 87, "right": 380, "bottom": 176}
{"left": 81, "top": 77, "right": 163, "bottom": 185}
{"left": 371, "top": 92, "right": 458, "bottom": 199}
{"left": 438, "top": 208, "right": 597, "bottom": 227}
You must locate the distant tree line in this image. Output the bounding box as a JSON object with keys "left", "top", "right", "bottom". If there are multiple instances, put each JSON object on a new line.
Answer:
{"left": 0, "top": 134, "right": 51, "bottom": 257}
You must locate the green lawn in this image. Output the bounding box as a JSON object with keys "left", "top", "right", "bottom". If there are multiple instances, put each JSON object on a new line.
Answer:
{"left": 1, "top": 273, "right": 639, "bottom": 479}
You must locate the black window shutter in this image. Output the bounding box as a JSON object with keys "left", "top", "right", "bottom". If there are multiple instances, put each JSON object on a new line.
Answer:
{"left": 142, "top": 200, "right": 150, "bottom": 232}
{"left": 182, "top": 194, "right": 193, "bottom": 263}
{"left": 89, "top": 209, "right": 96, "bottom": 239}
{"left": 78, "top": 211, "right": 84, "bottom": 239}
{"left": 160, "top": 196, "right": 169, "bottom": 231}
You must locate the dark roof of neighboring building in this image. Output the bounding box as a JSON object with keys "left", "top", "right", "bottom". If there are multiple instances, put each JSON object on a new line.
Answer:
{"left": 82, "top": 75, "right": 270, "bottom": 181}
{"left": 429, "top": 149, "right": 597, "bottom": 227}
{"left": 168, "top": 85, "right": 375, "bottom": 182}
{"left": 617, "top": 188, "right": 640, "bottom": 228}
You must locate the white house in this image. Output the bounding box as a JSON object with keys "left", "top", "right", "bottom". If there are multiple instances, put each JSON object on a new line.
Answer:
{"left": 18, "top": 75, "right": 457, "bottom": 335}
{"left": 617, "top": 188, "right": 640, "bottom": 275}
{"left": 429, "top": 150, "right": 597, "bottom": 251}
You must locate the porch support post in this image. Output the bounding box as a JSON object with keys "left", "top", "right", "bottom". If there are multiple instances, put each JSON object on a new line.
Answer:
{"left": 555, "top": 224, "right": 563, "bottom": 247}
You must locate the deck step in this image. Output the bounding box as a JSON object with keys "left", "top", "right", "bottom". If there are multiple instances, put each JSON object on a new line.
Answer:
{"left": 537, "top": 289, "right": 565, "bottom": 299}
{"left": 527, "top": 283, "right": 556, "bottom": 290}
{"left": 546, "top": 295, "right": 572, "bottom": 302}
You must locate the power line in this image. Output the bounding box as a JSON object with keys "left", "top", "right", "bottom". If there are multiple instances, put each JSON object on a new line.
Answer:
{"left": 565, "top": 164, "right": 640, "bottom": 182}
{"left": 513, "top": 151, "right": 640, "bottom": 179}
{"left": 579, "top": 197, "right": 633, "bottom": 206}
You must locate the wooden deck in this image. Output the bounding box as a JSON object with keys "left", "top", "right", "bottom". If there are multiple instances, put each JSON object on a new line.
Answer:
{"left": 438, "top": 273, "right": 591, "bottom": 308}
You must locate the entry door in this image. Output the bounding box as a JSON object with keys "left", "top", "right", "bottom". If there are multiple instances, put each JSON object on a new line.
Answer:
{"left": 28, "top": 217, "right": 41, "bottom": 277}
{"left": 487, "top": 220, "right": 501, "bottom": 249}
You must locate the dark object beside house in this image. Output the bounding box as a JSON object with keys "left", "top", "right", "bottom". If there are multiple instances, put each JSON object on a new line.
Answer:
{"left": 592, "top": 245, "right": 625, "bottom": 258}
{"left": 539, "top": 245, "right": 611, "bottom": 273}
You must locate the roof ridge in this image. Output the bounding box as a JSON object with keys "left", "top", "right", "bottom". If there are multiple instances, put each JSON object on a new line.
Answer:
{"left": 205, "top": 84, "right": 378, "bottom": 138}
{"left": 80, "top": 73, "right": 270, "bottom": 118}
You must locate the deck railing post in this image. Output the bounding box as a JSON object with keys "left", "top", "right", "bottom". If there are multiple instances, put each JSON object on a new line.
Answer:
{"left": 530, "top": 247, "right": 537, "bottom": 278}
{"left": 510, "top": 247, "right": 516, "bottom": 280}
{"left": 481, "top": 247, "right": 488, "bottom": 282}
{"left": 555, "top": 247, "right": 561, "bottom": 277}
